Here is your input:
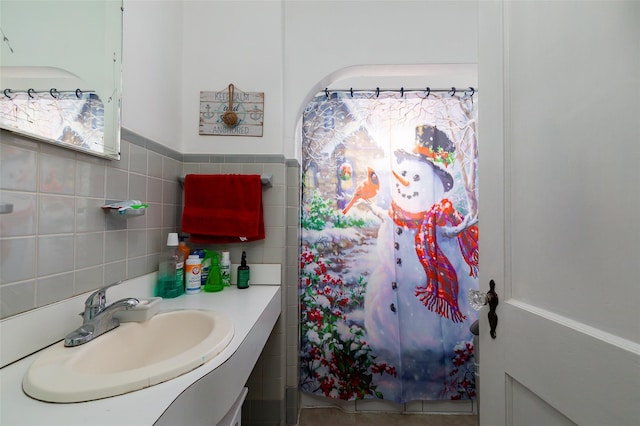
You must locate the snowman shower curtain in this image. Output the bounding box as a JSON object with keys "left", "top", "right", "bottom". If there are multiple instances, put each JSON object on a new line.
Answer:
{"left": 299, "top": 90, "right": 479, "bottom": 403}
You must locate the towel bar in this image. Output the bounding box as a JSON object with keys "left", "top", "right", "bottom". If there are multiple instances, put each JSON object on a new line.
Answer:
{"left": 178, "top": 174, "right": 273, "bottom": 188}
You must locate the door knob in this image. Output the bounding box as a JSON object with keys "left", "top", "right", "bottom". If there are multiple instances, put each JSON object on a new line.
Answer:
{"left": 468, "top": 280, "right": 499, "bottom": 339}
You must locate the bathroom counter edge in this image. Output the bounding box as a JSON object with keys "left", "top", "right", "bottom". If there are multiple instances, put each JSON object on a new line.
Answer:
{"left": 0, "top": 278, "right": 281, "bottom": 426}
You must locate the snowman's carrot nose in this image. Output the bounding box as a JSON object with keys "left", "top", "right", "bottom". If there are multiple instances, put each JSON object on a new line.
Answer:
{"left": 392, "top": 170, "right": 410, "bottom": 187}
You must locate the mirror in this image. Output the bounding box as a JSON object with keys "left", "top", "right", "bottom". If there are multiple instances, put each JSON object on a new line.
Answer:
{"left": 0, "top": 0, "right": 122, "bottom": 160}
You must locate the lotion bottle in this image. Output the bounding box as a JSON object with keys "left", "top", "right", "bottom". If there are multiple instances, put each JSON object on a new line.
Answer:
{"left": 220, "top": 251, "right": 231, "bottom": 287}
{"left": 237, "top": 251, "right": 250, "bottom": 289}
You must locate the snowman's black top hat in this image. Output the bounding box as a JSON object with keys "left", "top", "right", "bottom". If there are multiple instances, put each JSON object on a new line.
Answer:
{"left": 395, "top": 125, "right": 455, "bottom": 192}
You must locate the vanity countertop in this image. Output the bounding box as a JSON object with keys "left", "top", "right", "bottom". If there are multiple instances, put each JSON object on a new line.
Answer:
{"left": 0, "top": 285, "right": 281, "bottom": 426}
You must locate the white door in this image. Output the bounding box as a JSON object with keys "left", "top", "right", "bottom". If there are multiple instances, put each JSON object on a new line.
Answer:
{"left": 478, "top": 2, "right": 640, "bottom": 425}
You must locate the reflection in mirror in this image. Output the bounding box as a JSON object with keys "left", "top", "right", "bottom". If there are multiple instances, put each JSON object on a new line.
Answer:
{"left": 0, "top": 0, "right": 122, "bottom": 160}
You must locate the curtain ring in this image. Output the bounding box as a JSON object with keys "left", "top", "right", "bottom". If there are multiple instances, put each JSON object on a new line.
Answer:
{"left": 325, "top": 88, "right": 329, "bottom": 98}
{"left": 350, "top": 88, "right": 353, "bottom": 97}
{"left": 400, "top": 87, "right": 404, "bottom": 97}
{"left": 449, "top": 87, "right": 456, "bottom": 96}
{"left": 28, "top": 88, "right": 36, "bottom": 98}
{"left": 425, "top": 87, "right": 431, "bottom": 97}
{"left": 3, "top": 88, "right": 13, "bottom": 99}
{"left": 75, "top": 89, "right": 82, "bottom": 98}
{"left": 464, "top": 87, "right": 475, "bottom": 97}
{"left": 376, "top": 87, "right": 380, "bottom": 97}
{"left": 50, "top": 88, "right": 58, "bottom": 98}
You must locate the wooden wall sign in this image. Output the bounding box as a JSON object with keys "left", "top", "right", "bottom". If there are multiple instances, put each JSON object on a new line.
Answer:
{"left": 199, "top": 85, "right": 264, "bottom": 137}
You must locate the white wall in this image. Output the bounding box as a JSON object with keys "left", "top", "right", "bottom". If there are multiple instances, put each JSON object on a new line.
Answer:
{"left": 180, "top": 0, "right": 284, "bottom": 155}
{"left": 283, "top": 0, "right": 478, "bottom": 158}
{"left": 122, "top": 0, "right": 479, "bottom": 157}
{"left": 122, "top": 0, "right": 183, "bottom": 150}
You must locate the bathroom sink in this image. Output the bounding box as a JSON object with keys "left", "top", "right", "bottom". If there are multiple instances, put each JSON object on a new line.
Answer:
{"left": 22, "top": 309, "right": 234, "bottom": 403}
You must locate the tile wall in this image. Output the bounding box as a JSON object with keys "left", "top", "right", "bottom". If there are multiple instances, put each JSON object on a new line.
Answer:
{"left": 0, "top": 129, "right": 183, "bottom": 318}
{"left": 179, "top": 155, "right": 301, "bottom": 426}
{"left": 0, "top": 128, "right": 301, "bottom": 426}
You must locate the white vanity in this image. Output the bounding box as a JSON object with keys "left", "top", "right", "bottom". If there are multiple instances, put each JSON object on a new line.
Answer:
{"left": 0, "top": 268, "right": 281, "bottom": 426}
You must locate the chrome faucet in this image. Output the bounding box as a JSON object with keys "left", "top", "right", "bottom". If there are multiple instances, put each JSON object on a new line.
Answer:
{"left": 64, "top": 281, "right": 139, "bottom": 347}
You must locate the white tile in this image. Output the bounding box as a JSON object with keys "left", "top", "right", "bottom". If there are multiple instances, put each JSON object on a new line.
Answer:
{"left": 264, "top": 204, "right": 286, "bottom": 228}
{"left": 39, "top": 152, "right": 75, "bottom": 195}
{"left": 106, "top": 167, "right": 128, "bottom": 200}
{"left": 148, "top": 151, "right": 163, "bottom": 179}
{"left": 75, "top": 197, "right": 105, "bottom": 232}
{"left": 199, "top": 163, "right": 222, "bottom": 174}
{"left": 104, "top": 260, "right": 126, "bottom": 284}
{"left": 263, "top": 185, "right": 286, "bottom": 206}
{"left": 0, "top": 143, "right": 37, "bottom": 191}
{"left": 38, "top": 235, "right": 74, "bottom": 276}
{"left": 0, "top": 280, "right": 35, "bottom": 319}
{"left": 74, "top": 266, "right": 104, "bottom": 295}
{"left": 162, "top": 157, "right": 180, "bottom": 181}
{"left": 127, "top": 256, "right": 147, "bottom": 279}
{"left": 105, "top": 230, "right": 127, "bottom": 262}
{"left": 127, "top": 229, "right": 147, "bottom": 257}
{"left": 76, "top": 160, "right": 106, "bottom": 197}
{"left": 75, "top": 232, "right": 104, "bottom": 269}
{"left": 39, "top": 194, "right": 75, "bottom": 234}
{"left": 147, "top": 177, "right": 163, "bottom": 203}
{"left": 129, "top": 144, "right": 148, "bottom": 175}
{"left": 128, "top": 173, "right": 147, "bottom": 202}
{"left": 0, "top": 237, "right": 36, "bottom": 283}
{"left": 0, "top": 191, "right": 36, "bottom": 237}
{"left": 36, "top": 272, "right": 74, "bottom": 307}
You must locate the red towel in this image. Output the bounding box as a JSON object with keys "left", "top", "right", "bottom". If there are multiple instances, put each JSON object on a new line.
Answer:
{"left": 181, "top": 174, "right": 265, "bottom": 244}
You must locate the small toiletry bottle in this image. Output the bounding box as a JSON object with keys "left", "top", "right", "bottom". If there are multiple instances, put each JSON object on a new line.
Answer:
{"left": 199, "top": 249, "right": 210, "bottom": 286}
{"left": 185, "top": 254, "right": 202, "bottom": 294}
{"left": 220, "top": 251, "right": 231, "bottom": 287}
{"left": 156, "top": 232, "right": 184, "bottom": 298}
{"left": 177, "top": 237, "right": 190, "bottom": 287}
{"left": 178, "top": 238, "right": 190, "bottom": 263}
{"left": 237, "top": 251, "right": 250, "bottom": 289}
{"left": 204, "top": 251, "right": 224, "bottom": 292}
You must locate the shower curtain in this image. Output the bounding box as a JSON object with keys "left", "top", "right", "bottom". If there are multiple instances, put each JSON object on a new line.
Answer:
{"left": 299, "top": 90, "right": 479, "bottom": 403}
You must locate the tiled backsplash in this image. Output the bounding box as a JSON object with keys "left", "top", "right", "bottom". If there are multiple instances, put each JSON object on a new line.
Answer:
{"left": 0, "top": 128, "right": 301, "bottom": 425}
{"left": 0, "top": 129, "right": 182, "bottom": 318}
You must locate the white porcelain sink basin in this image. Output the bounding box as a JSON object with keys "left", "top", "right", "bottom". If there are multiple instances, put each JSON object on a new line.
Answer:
{"left": 22, "top": 309, "right": 234, "bottom": 403}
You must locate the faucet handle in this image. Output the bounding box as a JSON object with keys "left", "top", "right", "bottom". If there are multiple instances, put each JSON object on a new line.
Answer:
{"left": 84, "top": 281, "right": 123, "bottom": 320}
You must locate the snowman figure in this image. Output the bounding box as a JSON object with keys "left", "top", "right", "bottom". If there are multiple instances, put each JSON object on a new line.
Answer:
{"left": 364, "top": 124, "right": 478, "bottom": 402}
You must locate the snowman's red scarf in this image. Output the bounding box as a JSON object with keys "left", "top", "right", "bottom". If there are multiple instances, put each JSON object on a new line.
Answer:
{"left": 389, "top": 199, "right": 479, "bottom": 323}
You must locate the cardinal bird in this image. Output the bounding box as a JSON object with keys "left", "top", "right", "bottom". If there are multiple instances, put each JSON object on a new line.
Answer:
{"left": 342, "top": 167, "right": 380, "bottom": 215}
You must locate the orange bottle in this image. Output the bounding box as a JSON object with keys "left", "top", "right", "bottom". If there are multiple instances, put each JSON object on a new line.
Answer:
{"left": 178, "top": 239, "right": 190, "bottom": 264}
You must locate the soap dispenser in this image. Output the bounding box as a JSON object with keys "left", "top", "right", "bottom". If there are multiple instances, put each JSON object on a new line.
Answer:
{"left": 237, "top": 251, "right": 250, "bottom": 289}
{"left": 204, "top": 250, "right": 224, "bottom": 292}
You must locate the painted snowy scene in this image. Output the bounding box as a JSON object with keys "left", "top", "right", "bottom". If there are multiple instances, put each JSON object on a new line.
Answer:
{"left": 299, "top": 91, "right": 479, "bottom": 403}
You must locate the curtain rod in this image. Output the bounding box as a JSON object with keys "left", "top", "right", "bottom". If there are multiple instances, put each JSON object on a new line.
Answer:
{"left": 323, "top": 86, "right": 477, "bottom": 98}
{"left": 3, "top": 88, "right": 96, "bottom": 99}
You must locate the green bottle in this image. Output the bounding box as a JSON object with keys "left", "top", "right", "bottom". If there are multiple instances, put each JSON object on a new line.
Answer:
{"left": 237, "top": 251, "right": 250, "bottom": 289}
{"left": 204, "top": 251, "right": 224, "bottom": 292}
{"left": 156, "top": 233, "right": 184, "bottom": 298}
